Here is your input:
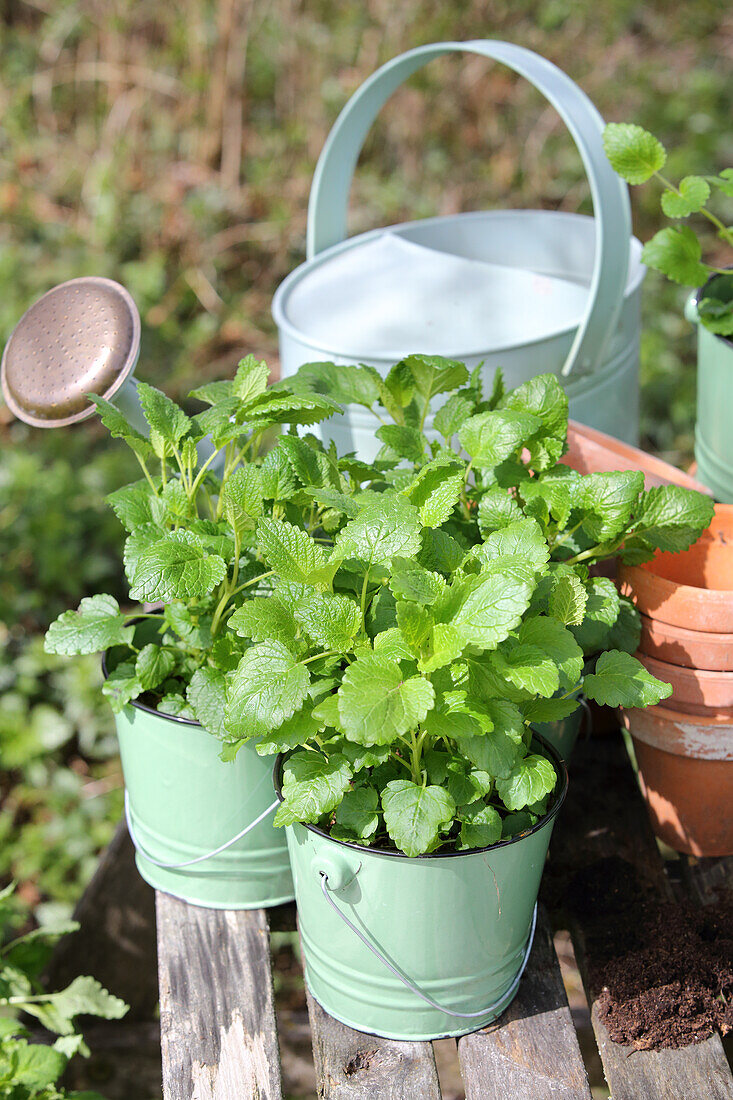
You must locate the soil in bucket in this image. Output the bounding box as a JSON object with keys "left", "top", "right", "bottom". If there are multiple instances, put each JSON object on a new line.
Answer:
{"left": 565, "top": 856, "right": 733, "bottom": 1049}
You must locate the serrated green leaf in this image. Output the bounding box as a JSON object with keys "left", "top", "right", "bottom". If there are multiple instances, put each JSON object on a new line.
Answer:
{"left": 225, "top": 641, "right": 310, "bottom": 741}
{"left": 627, "top": 485, "right": 714, "bottom": 556}
{"left": 130, "top": 531, "right": 227, "bottom": 602}
{"left": 519, "top": 616, "right": 584, "bottom": 689}
{"left": 274, "top": 750, "right": 352, "bottom": 825}
{"left": 603, "top": 122, "right": 666, "bottom": 184}
{"left": 157, "top": 693, "right": 197, "bottom": 719}
{"left": 189, "top": 379, "right": 234, "bottom": 405}
{"left": 221, "top": 465, "right": 264, "bottom": 536}
{"left": 448, "top": 558, "right": 535, "bottom": 649}
{"left": 45, "top": 595, "right": 133, "bottom": 656}
{"left": 458, "top": 409, "right": 539, "bottom": 467}
{"left": 525, "top": 695, "right": 580, "bottom": 723}
{"left": 338, "top": 654, "right": 435, "bottom": 746}
{"left": 499, "top": 373, "right": 569, "bottom": 470}
{"left": 101, "top": 661, "right": 142, "bottom": 712}
{"left": 228, "top": 596, "right": 298, "bottom": 647}
{"left": 233, "top": 354, "right": 270, "bottom": 404}
{"left": 417, "top": 528, "right": 466, "bottom": 574}
{"left": 294, "top": 592, "right": 362, "bottom": 650}
{"left": 477, "top": 488, "right": 523, "bottom": 534}
{"left": 89, "top": 394, "right": 153, "bottom": 455}
{"left": 260, "top": 444, "right": 298, "bottom": 500}
{"left": 135, "top": 645, "right": 176, "bottom": 692}
{"left": 381, "top": 780, "right": 455, "bottom": 856}
{"left": 549, "top": 572, "right": 588, "bottom": 626}
{"left": 496, "top": 753, "right": 557, "bottom": 811}
{"left": 376, "top": 424, "right": 426, "bottom": 462}
{"left": 458, "top": 802, "right": 502, "bottom": 849}
{"left": 403, "top": 458, "right": 464, "bottom": 526}
{"left": 576, "top": 471, "right": 644, "bottom": 541}
{"left": 8, "top": 1040, "right": 67, "bottom": 1088}
{"left": 583, "top": 650, "right": 672, "bottom": 707}
{"left": 608, "top": 597, "right": 642, "bottom": 655}
{"left": 433, "top": 392, "right": 476, "bottom": 440}
{"left": 372, "top": 628, "right": 414, "bottom": 662}
{"left": 137, "top": 381, "right": 191, "bottom": 445}
{"left": 475, "top": 518, "right": 550, "bottom": 571}
{"left": 334, "top": 496, "right": 421, "bottom": 567}
{"left": 389, "top": 559, "right": 446, "bottom": 605}
{"left": 256, "top": 705, "right": 321, "bottom": 755}
{"left": 661, "top": 176, "right": 711, "bottom": 218}
{"left": 292, "top": 360, "right": 382, "bottom": 408}
{"left": 106, "top": 481, "right": 158, "bottom": 532}
{"left": 187, "top": 666, "right": 227, "bottom": 738}
{"left": 402, "top": 354, "right": 469, "bottom": 400}
{"left": 258, "top": 517, "right": 330, "bottom": 585}
{"left": 491, "top": 642, "right": 559, "bottom": 697}
{"left": 697, "top": 292, "right": 733, "bottom": 337}
{"left": 335, "top": 787, "right": 380, "bottom": 839}
{"left": 642, "top": 226, "right": 710, "bottom": 286}
{"left": 570, "top": 577, "right": 620, "bottom": 654}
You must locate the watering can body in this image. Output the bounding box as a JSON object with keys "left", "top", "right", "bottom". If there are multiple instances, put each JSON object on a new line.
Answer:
{"left": 273, "top": 40, "right": 644, "bottom": 458}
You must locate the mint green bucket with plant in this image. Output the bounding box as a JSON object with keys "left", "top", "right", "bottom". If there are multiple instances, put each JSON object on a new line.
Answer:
{"left": 114, "top": 700, "right": 293, "bottom": 909}
{"left": 689, "top": 276, "right": 733, "bottom": 502}
{"left": 277, "top": 738, "right": 568, "bottom": 1041}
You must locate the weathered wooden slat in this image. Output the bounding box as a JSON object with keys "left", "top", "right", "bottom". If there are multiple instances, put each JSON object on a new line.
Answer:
{"left": 457, "top": 905, "right": 592, "bottom": 1100}
{"left": 45, "top": 818, "right": 158, "bottom": 1019}
{"left": 550, "top": 736, "right": 733, "bottom": 1100}
{"left": 156, "top": 893, "right": 283, "bottom": 1100}
{"left": 305, "top": 985, "right": 442, "bottom": 1099}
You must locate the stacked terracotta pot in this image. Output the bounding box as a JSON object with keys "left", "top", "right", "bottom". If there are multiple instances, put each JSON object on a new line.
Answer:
{"left": 619, "top": 506, "right": 733, "bottom": 856}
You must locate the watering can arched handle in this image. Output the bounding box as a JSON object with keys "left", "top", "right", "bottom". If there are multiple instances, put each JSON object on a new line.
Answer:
{"left": 306, "top": 41, "right": 631, "bottom": 378}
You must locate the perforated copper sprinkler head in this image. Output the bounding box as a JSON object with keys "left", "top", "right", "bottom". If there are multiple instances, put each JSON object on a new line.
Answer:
{"left": 1, "top": 276, "right": 141, "bottom": 428}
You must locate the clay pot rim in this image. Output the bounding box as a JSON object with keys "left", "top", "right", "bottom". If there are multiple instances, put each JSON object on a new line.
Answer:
{"left": 639, "top": 612, "right": 733, "bottom": 645}
{"left": 637, "top": 653, "right": 733, "bottom": 685}
{"left": 624, "top": 703, "right": 733, "bottom": 728}
{"left": 620, "top": 560, "right": 733, "bottom": 603}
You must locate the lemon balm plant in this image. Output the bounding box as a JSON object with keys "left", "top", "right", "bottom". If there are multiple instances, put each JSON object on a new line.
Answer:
{"left": 43, "top": 355, "right": 345, "bottom": 909}
{"left": 229, "top": 357, "right": 713, "bottom": 853}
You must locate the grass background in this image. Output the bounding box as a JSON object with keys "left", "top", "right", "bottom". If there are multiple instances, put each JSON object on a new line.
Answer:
{"left": 0, "top": 3, "right": 730, "bottom": 1092}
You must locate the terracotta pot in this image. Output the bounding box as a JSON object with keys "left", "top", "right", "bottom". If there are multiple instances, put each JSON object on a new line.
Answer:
{"left": 619, "top": 504, "right": 733, "bottom": 632}
{"left": 639, "top": 614, "right": 733, "bottom": 672}
{"left": 563, "top": 421, "right": 712, "bottom": 492}
{"left": 623, "top": 705, "right": 733, "bottom": 856}
{"left": 637, "top": 653, "right": 733, "bottom": 716}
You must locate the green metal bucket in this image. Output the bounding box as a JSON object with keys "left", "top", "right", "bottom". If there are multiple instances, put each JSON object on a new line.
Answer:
{"left": 689, "top": 278, "right": 733, "bottom": 503}
{"left": 278, "top": 735, "right": 568, "bottom": 1040}
{"left": 116, "top": 702, "right": 293, "bottom": 909}
{"left": 532, "top": 699, "right": 589, "bottom": 761}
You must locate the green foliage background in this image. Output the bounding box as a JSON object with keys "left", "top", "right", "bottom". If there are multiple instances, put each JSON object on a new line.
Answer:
{"left": 0, "top": 0, "right": 730, "bottom": 916}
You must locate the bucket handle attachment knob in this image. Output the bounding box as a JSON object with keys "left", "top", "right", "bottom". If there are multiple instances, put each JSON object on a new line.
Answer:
{"left": 306, "top": 40, "right": 631, "bottom": 378}
{"left": 318, "top": 870, "right": 538, "bottom": 1020}
{"left": 124, "top": 791, "right": 279, "bottom": 870}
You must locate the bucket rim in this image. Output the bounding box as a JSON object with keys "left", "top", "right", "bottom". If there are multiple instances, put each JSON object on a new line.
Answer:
{"left": 103, "top": 630, "right": 203, "bottom": 729}
{"left": 274, "top": 730, "right": 569, "bottom": 861}
{"left": 272, "top": 210, "right": 645, "bottom": 364}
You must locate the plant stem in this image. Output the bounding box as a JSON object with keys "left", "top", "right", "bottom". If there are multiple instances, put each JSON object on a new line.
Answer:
{"left": 300, "top": 651, "right": 339, "bottom": 666}
{"left": 134, "top": 454, "right": 158, "bottom": 494}
{"left": 189, "top": 447, "right": 222, "bottom": 501}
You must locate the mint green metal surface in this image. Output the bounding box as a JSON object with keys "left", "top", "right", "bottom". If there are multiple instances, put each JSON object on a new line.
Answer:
{"left": 115, "top": 703, "right": 293, "bottom": 909}
{"left": 689, "top": 285, "right": 733, "bottom": 502}
{"left": 274, "top": 41, "right": 642, "bottom": 452}
{"left": 283, "top": 738, "right": 567, "bottom": 1040}
{"left": 532, "top": 707, "right": 585, "bottom": 760}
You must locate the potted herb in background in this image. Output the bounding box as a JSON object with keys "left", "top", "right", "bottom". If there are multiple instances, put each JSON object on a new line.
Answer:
{"left": 604, "top": 125, "right": 733, "bottom": 854}
{"left": 221, "top": 357, "right": 711, "bottom": 1039}
{"left": 603, "top": 122, "right": 733, "bottom": 502}
{"left": 44, "top": 356, "right": 342, "bottom": 909}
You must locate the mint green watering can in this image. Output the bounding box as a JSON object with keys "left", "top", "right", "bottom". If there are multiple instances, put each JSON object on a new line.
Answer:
{"left": 116, "top": 701, "right": 293, "bottom": 909}
{"left": 280, "top": 736, "right": 568, "bottom": 1040}
{"left": 274, "top": 40, "right": 644, "bottom": 459}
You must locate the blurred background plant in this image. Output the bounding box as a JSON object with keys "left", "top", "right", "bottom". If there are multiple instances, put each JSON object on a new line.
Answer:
{"left": 0, "top": 4, "right": 730, "bottom": 1095}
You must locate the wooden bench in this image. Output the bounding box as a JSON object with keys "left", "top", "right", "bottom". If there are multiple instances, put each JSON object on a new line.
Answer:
{"left": 49, "top": 733, "right": 733, "bottom": 1099}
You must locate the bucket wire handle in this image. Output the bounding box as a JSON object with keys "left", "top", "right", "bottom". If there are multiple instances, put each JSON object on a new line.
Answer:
{"left": 319, "top": 871, "right": 537, "bottom": 1020}
{"left": 124, "top": 790, "right": 279, "bottom": 870}
{"left": 306, "top": 40, "right": 631, "bottom": 378}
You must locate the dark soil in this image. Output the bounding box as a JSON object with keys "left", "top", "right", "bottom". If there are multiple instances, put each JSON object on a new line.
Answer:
{"left": 566, "top": 856, "right": 733, "bottom": 1050}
